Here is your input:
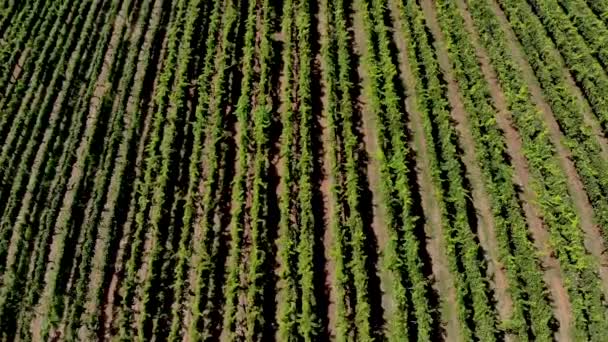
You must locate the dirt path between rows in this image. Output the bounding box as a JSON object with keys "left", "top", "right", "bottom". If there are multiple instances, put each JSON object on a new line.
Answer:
{"left": 5, "top": 48, "right": 29, "bottom": 97}
{"left": 315, "top": 0, "right": 338, "bottom": 337}
{"left": 418, "top": 0, "right": 514, "bottom": 339}
{"left": 454, "top": 1, "right": 574, "bottom": 338}
{"left": 271, "top": 16, "right": 293, "bottom": 340}
{"left": 487, "top": 0, "right": 608, "bottom": 303}
{"left": 350, "top": 0, "right": 392, "bottom": 328}
{"left": 317, "top": 67, "right": 337, "bottom": 340}
{"left": 386, "top": 1, "right": 460, "bottom": 340}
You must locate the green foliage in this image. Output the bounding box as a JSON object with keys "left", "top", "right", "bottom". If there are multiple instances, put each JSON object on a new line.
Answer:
{"left": 168, "top": 0, "right": 222, "bottom": 339}
{"left": 428, "top": 0, "right": 557, "bottom": 339}
{"left": 356, "top": 0, "right": 444, "bottom": 340}
{"left": 523, "top": 0, "right": 608, "bottom": 136}
{"left": 186, "top": 1, "right": 240, "bottom": 340}
{"left": 118, "top": 0, "right": 187, "bottom": 338}
{"left": 493, "top": 0, "right": 608, "bottom": 238}
{"left": 0, "top": 0, "right": 77, "bottom": 252}
{"left": 585, "top": 0, "right": 608, "bottom": 25}
{"left": 1, "top": 0, "right": 607, "bottom": 339}
{"left": 294, "top": 0, "right": 321, "bottom": 340}
{"left": 464, "top": 0, "right": 608, "bottom": 339}
{"left": 0, "top": 0, "right": 124, "bottom": 338}
{"left": 219, "top": 0, "right": 254, "bottom": 333}
{"left": 275, "top": 0, "right": 300, "bottom": 339}
{"left": 556, "top": 0, "right": 608, "bottom": 68}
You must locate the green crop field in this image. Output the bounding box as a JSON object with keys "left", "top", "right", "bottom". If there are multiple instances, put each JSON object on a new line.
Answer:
{"left": 1, "top": 0, "right": 608, "bottom": 340}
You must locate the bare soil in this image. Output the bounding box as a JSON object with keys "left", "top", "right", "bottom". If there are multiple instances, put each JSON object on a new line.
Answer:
{"left": 350, "top": 0, "right": 392, "bottom": 324}
{"left": 315, "top": 0, "right": 339, "bottom": 336}
{"left": 270, "top": 46, "right": 289, "bottom": 342}
{"left": 5, "top": 48, "right": 29, "bottom": 97}
{"left": 9, "top": 50, "right": 26, "bottom": 82}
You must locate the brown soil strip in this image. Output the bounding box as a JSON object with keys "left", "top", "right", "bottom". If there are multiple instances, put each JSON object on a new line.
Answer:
{"left": 270, "top": 135, "right": 286, "bottom": 337}
{"left": 488, "top": 0, "right": 608, "bottom": 303}
{"left": 316, "top": 0, "right": 338, "bottom": 337}
{"left": 5, "top": 48, "right": 29, "bottom": 97}
{"left": 10, "top": 49, "right": 27, "bottom": 82}
{"left": 270, "top": 16, "right": 297, "bottom": 342}
{"left": 350, "top": 0, "right": 392, "bottom": 324}
{"left": 418, "top": 0, "right": 514, "bottom": 337}
{"left": 385, "top": 1, "right": 461, "bottom": 340}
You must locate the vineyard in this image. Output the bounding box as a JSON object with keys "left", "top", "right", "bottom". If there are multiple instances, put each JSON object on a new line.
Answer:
{"left": 1, "top": 0, "right": 608, "bottom": 340}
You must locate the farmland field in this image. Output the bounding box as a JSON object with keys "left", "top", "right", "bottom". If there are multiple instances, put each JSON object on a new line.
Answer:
{"left": 1, "top": 0, "right": 608, "bottom": 340}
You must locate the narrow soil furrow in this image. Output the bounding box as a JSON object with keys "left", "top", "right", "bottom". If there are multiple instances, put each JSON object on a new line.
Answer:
{"left": 316, "top": 0, "right": 339, "bottom": 336}
{"left": 272, "top": 0, "right": 303, "bottom": 338}
{"left": 350, "top": 0, "right": 391, "bottom": 329}
{"left": 4, "top": 47, "right": 29, "bottom": 97}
